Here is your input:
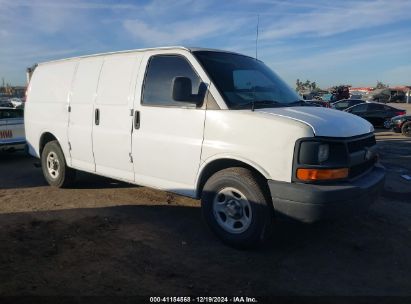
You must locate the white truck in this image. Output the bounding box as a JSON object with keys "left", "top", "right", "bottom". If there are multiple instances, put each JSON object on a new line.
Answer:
{"left": 25, "top": 47, "right": 385, "bottom": 247}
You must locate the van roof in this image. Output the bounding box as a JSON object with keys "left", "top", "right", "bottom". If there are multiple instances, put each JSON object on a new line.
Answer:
{"left": 37, "top": 46, "right": 244, "bottom": 66}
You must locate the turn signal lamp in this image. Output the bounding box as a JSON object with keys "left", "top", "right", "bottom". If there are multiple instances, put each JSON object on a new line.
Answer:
{"left": 297, "top": 168, "right": 349, "bottom": 181}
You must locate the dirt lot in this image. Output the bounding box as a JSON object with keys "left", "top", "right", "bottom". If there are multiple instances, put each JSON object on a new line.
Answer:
{"left": 1, "top": 128, "right": 411, "bottom": 296}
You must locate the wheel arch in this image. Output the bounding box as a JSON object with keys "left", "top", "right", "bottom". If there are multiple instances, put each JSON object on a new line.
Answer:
{"left": 196, "top": 156, "right": 270, "bottom": 198}
{"left": 39, "top": 132, "right": 60, "bottom": 156}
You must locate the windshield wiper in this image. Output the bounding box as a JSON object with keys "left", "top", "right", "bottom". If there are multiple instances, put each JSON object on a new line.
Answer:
{"left": 234, "top": 100, "right": 282, "bottom": 110}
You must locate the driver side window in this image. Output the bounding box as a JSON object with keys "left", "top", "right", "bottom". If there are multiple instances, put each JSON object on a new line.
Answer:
{"left": 142, "top": 55, "right": 205, "bottom": 107}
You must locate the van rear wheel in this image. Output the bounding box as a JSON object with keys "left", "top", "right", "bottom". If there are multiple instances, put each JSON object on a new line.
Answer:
{"left": 201, "top": 167, "right": 272, "bottom": 248}
{"left": 41, "top": 140, "right": 76, "bottom": 188}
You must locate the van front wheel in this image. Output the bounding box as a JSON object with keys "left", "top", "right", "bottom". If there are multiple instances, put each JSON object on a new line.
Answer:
{"left": 201, "top": 167, "right": 272, "bottom": 248}
{"left": 41, "top": 140, "right": 76, "bottom": 188}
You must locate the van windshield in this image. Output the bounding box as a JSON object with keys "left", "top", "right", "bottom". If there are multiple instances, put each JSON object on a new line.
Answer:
{"left": 193, "top": 51, "right": 300, "bottom": 109}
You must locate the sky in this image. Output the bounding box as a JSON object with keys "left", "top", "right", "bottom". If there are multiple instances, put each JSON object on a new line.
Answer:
{"left": 0, "top": 0, "right": 411, "bottom": 88}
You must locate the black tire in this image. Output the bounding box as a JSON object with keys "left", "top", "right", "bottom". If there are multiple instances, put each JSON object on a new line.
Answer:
{"left": 402, "top": 121, "right": 411, "bottom": 137}
{"left": 41, "top": 140, "right": 76, "bottom": 187}
{"left": 201, "top": 167, "right": 273, "bottom": 249}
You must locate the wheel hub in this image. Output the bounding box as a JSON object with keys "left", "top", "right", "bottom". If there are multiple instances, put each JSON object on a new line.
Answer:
{"left": 225, "top": 200, "right": 243, "bottom": 219}
{"left": 212, "top": 187, "right": 252, "bottom": 234}
{"left": 46, "top": 152, "right": 60, "bottom": 179}
{"left": 51, "top": 161, "right": 58, "bottom": 170}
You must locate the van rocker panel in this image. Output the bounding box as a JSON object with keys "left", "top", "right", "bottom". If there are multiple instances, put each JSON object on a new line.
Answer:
{"left": 268, "top": 165, "right": 385, "bottom": 223}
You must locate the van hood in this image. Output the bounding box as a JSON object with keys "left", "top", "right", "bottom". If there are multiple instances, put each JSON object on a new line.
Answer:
{"left": 255, "top": 107, "right": 374, "bottom": 137}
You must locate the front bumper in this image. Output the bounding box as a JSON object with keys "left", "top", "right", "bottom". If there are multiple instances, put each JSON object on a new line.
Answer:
{"left": 268, "top": 165, "right": 385, "bottom": 223}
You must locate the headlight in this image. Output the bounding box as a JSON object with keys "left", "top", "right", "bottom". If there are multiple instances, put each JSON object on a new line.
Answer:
{"left": 296, "top": 140, "right": 348, "bottom": 167}
{"left": 298, "top": 141, "right": 344, "bottom": 165}
{"left": 296, "top": 140, "right": 349, "bottom": 182}
{"left": 392, "top": 115, "right": 406, "bottom": 122}
{"left": 318, "top": 144, "right": 329, "bottom": 163}
{"left": 393, "top": 117, "right": 406, "bottom": 125}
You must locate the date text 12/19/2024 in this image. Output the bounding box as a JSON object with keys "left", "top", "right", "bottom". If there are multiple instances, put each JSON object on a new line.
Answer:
{"left": 150, "top": 297, "right": 258, "bottom": 303}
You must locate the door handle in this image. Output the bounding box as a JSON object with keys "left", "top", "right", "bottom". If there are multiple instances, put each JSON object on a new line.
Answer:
{"left": 134, "top": 110, "right": 140, "bottom": 129}
{"left": 95, "top": 108, "right": 100, "bottom": 125}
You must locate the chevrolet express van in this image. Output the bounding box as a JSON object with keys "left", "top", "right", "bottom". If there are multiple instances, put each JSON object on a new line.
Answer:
{"left": 25, "top": 47, "right": 385, "bottom": 247}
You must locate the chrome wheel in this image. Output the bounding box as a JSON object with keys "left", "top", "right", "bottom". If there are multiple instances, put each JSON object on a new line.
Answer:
{"left": 213, "top": 187, "right": 252, "bottom": 234}
{"left": 46, "top": 151, "right": 60, "bottom": 179}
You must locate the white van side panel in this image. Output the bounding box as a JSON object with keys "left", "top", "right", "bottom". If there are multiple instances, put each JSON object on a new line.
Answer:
{"left": 25, "top": 60, "right": 78, "bottom": 158}
{"left": 68, "top": 57, "right": 104, "bottom": 172}
{"left": 93, "top": 53, "right": 142, "bottom": 181}
{"left": 199, "top": 110, "right": 314, "bottom": 183}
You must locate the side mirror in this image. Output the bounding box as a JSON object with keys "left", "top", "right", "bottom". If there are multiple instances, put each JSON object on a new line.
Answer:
{"left": 172, "top": 77, "right": 194, "bottom": 102}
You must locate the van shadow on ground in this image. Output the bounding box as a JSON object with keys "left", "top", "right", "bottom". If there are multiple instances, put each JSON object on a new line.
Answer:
{"left": 1, "top": 130, "right": 411, "bottom": 295}
{"left": 1, "top": 202, "right": 411, "bottom": 296}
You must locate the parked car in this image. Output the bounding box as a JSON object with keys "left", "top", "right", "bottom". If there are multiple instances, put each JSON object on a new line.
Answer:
{"left": 331, "top": 99, "right": 364, "bottom": 111}
{"left": 390, "top": 115, "right": 411, "bottom": 137}
{"left": 9, "top": 98, "right": 24, "bottom": 108}
{"left": 366, "top": 89, "right": 405, "bottom": 103}
{"left": 0, "top": 98, "right": 14, "bottom": 108}
{"left": 344, "top": 102, "right": 406, "bottom": 128}
{"left": 0, "top": 107, "right": 26, "bottom": 152}
{"left": 25, "top": 46, "right": 385, "bottom": 248}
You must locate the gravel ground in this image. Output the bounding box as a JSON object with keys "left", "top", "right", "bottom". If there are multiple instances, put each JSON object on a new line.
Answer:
{"left": 0, "top": 128, "right": 410, "bottom": 297}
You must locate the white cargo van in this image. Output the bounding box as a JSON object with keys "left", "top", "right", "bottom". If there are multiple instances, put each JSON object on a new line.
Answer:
{"left": 25, "top": 47, "right": 385, "bottom": 247}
